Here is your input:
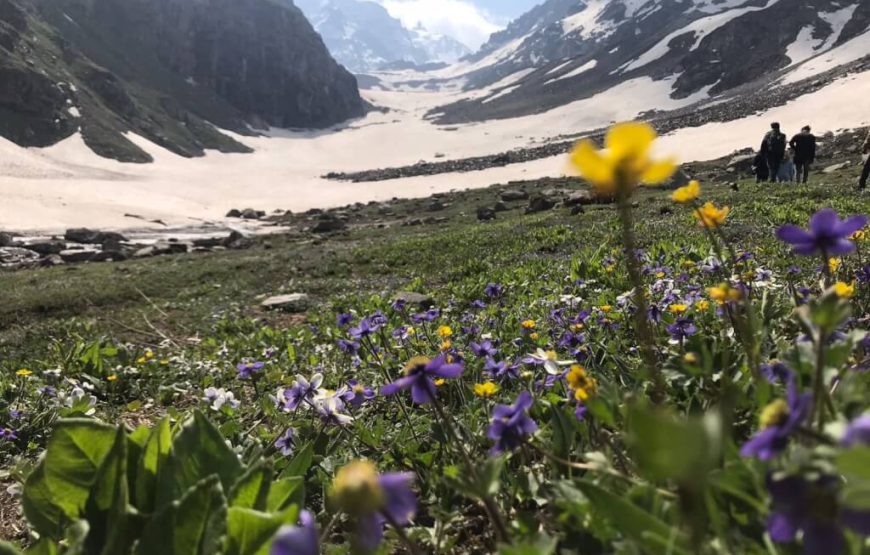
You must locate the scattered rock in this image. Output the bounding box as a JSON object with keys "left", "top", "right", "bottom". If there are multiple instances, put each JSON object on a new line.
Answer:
{"left": 133, "top": 246, "right": 158, "bottom": 258}
{"left": 240, "top": 208, "right": 266, "bottom": 220}
{"left": 0, "top": 247, "right": 40, "bottom": 269}
{"left": 223, "top": 231, "right": 254, "bottom": 249}
{"left": 563, "top": 191, "right": 595, "bottom": 207}
{"left": 311, "top": 216, "right": 347, "bottom": 233}
{"left": 477, "top": 206, "right": 497, "bottom": 221}
{"left": 493, "top": 201, "right": 509, "bottom": 212}
{"left": 226, "top": 209, "right": 242, "bottom": 218}
{"left": 525, "top": 195, "right": 556, "bottom": 214}
{"left": 39, "top": 254, "right": 65, "bottom": 267}
{"left": 0, "top": 232, "right": 14, "bottom": 247}
{"left": 26, "top": 240, "right": 65, "bottom": 255}
{"left": 823, "top": 162, "right": 850, "bottom": 174}
{"left": 570, "top": 205, "right": 585, "bottom": 215}
{"left": 64, "top": 228, "right": 127, "bottom": 245}
{"left": 392, "top": 291, "right": 435, "bottom": 310}
{"left": 427, "top": 200, "right": 446, "bottom": 212}
{"left": 500, "top": 189, "right": 529, "bottom": 202}
{"left": 60, "top": 250, "right": 98, "bottom": 263}
{"left": 261, "top": 293, "right": 310, "bottom": 312}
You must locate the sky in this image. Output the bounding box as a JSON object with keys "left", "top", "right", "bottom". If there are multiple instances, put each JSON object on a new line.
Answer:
{"left": 377, "top": 0, "right": 542, "bottom": 50}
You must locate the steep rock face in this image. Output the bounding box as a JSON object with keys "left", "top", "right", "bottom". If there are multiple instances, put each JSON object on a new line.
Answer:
{"left": 433, "top": 0, "right": 869, "bottom": 123}
{"left": 0, "top": 0, "right": 366, "bottom": 161}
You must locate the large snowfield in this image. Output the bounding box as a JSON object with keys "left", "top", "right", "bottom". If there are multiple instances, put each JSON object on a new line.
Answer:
{"left": 1, "top": 41, "right": 869, "bottom": 233}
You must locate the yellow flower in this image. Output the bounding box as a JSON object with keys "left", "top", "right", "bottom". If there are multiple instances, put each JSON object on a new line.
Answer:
{"left": 672, "top": 180, "right": 701, "bottom": 203}
{"left": 16, "top": 369, "right": 32, "bottom": 377}
{"left": 331, "top": 460, "right": 385, "bottom": 515}
{"left": 440, "top": 340, "right": 452, "bottom": 351}
{"left": 107, "top": 374, "right": 118, "bottom": 382}
{"left": 681, "top": 259, "right": 696, "bottom": 267}
{"left": 683, "top": 352, "right": 698, "bottom": 364}
{"left": 851, "top": 229, "right": 867, "bottom": 241}
{"left": 708, "top": 283, "right": 741, "bottom": 305}
{"left": 668, "top": 303, "right": 688, "bottom": 314}
{"left": 521, "top": 319, "right": 536, "bottom": 329}
{"left": 144, "top": 350, "right": 154, "bottom": 359}
{"left": 759, "top": 399, "right": 789, "bottom": 429}
{"left": 694, "top": 202, "right": 730, "bottom": 228}
{"left": 406, "top": 326, "right": 416, "bottom": 335}
{"left": 136, "top": 357, "right": 147, "bottom": 365}
{"left": 695, "top": 300, "right": 710, "bottom": 311}
{"left": 473, "top": 382, "right": 499, "bottom": 398}
{"left": 599, "top": 305, "right": 612, "bottom": 313}
{"left": 655, "top": 271, "right": 666, "bottom": 278}
{"left": 833, "top": 281, "right": 855, "bottom": 298}
{"left": 437, "top": 325, "right": 453, "bottom": 338}
{"left": 159, "top": 359, "right": 170, "bottom": 366}
{"left": 566, "top": 365, "right": 598, "bottom": 401}
{"left": 434, "top": 378, "right": 446, "bottom": 387}
{"left": 572, "top": 323, "right": 585, "bottom": 331}
{"left": 569, "top": 121, "right": 678, "bottom": 197}
{"left": 828, "top": 258, "right": 841, "bottom": 274}
{"left": 529, "top": 332, "right": 540, "bottom": 341}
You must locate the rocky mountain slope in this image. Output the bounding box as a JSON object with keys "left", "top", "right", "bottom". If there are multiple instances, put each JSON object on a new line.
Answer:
{"left": 295, "top": 0, "right": 470, "bottom": 72}
{"left": 431, "top": 0, "right": 870, "bottom": 123}
{"left": 0, "top": 0, "right": 366, "bottom": 162}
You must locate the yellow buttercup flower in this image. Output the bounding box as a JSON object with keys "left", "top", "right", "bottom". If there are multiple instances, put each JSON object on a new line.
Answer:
{"left": 440, "top": 340, "right": 452, "bottom": 351}
{"left": 434, "top": 378, "right": 446, "bottom": 387}
{"left": 708, "top": 283, "right": 741, "bottom": 305}
{"left": 107, "top": 374, "right": 118, "bottom": 382}
{"left": 668, "top": 303, "right": 688, "bottom": 314}
{"left": 16, "top": 369, "right": 33, "bottom": 377}
{"left": 759, "top": 399, "right": 789, "bottom": 429}
{"left": 695, "top": 300, "right": 710, "bottom": 311}
{"left": 331, "top": 460, "right": 385, "bottom": 515}
{"left": 437, "top": 325, "right": 453, "bottom": 338}
{"left": 828, "top": 258, "right": 841, "bottom": 274}
{"left": 521, "top": 319, "right": 536, "bottom": 329}
{"left": 851, "top": 229, "right": 867, "bottom": 241}
{"left": 473, "top": 382, "right": 499, "bottom": 398}
{"left": 569, "top": 121, "right": 677, "bottom": 197}
{"left": 672, "top": 180, "right": 701, "bottom": 203}
{"left": 529, "top": 332, "right": 540, "bottom": 341}
{"left": 599, "top": 305, "right": 613, "bottom": 313}
{"left": 694, "top": 202, "right": 730, "bottom": 228}
{"left": 683, "top": 352, "right": 698, "bottom": 364}
{"left": 566, "top": 365, "right": 598, "bottom": 401}
{"left": 833, "top": 281, "right": 855, "bottom": 298}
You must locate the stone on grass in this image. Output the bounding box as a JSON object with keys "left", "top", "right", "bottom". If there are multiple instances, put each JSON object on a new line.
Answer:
{"left": 261, "top": 293, "right": 310, "bottom": 312}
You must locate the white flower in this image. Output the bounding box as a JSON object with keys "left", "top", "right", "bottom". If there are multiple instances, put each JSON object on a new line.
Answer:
{"left": 524, "top": 348, "right": 573, "bottom": 376}
{"left": 203, "top": 387, "right": 238, "bottom": 412}
{"left": 315, "top": 396, "right": 354, "bottom": 426}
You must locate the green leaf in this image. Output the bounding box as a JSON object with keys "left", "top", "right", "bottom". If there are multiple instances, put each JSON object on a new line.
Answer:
{"left": 42, "top": 419, "right": 117, "bottom": 519}
{"left": 229, "top": 462, "right": 272, "bottom": 511}
{"left": 266, "top": 478, "right": 304, "bottom": 513}
{"left": 83, "top": 427, "right": 132, "bottom": 555}
{"left": 0, "top": 541, "right": 23, "bottom": 555}
{"left": 225, "top": 506, "right": 299, "bottom": 555}
{"left": 549, "top": 405, "right": 575, "bottom": 462}
{"left": 836, "top": 447, "right": 870, "bottom": 481}
{"left": 156, "top": 411, "right": 243, "bottom": 508}
{"left": 498, "top": 534, "right": 557, "bottom": 555}
{"left": 136, "top": 476, "right": 228, "bottom": 555}
{"left": 135, "top": 417, "right": 172, "bottom": 512}
{"left": 24, "top": 540, "right": 57, "bottom": 555}
{"left": 280, "top": 442, "right": 314, "bottom": 479}
{"left": 577, "top": 480, "right": 691, "bottom": 555}
{"left": 21, "top": 461, "right": 65, "bottom": 539}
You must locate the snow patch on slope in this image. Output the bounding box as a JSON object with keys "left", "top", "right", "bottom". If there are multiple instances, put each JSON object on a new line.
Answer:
{"left": 545, "top": 60, "right": 598, "bottom": 84}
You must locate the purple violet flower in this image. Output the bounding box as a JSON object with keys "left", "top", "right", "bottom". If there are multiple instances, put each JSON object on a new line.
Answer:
{"left": 740, "top": 381, "right": 812, "bottom": 460}
{"left": 666, "top": 317, "right": 697, "bottom": 343}
{"left": 274, "top": 428, "right": 296, "bottom": 457}
{"left": 776, "top": 209, "right": 868, "bottom": 256}
{"left": 484, "top": 357, "right": 520, "bottom": 381}
{"left": 236, "top": 361, "right": 264, "bottom": 379}
{"left": 842, "top": 414, "right": 870, "bottom": 447}
{"left": 270, "top": 510, "right": 319, "bottom": 555}
{"left": 470, "top": 339, "right": 498, "bottom": 358}
{"left": 380, "top": 356, "right": 463, "bottom": 405}
{"left": 487, "top": 391, "right": 538, "bottom": 455}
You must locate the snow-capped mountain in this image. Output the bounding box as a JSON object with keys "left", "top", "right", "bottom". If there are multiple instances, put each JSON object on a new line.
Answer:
{"left": 431, "top": 0, "right": 870, "bottom": 123}
{"left": 295, "top": 0, "right": 470, "bottom": 72}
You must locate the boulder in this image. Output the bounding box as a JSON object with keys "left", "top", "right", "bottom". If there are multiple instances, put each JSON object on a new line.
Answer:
{"left": 500, "top": 189, "right": 529, "bottom": 202}
{"left": 64, "top": 228, "right": 127, "bottom": 245}
{"left": 193, "top": 236, "right": 226, "bottom": 248}
{"left": 312, "top": 217, "right": 347, "bottom": 233}
{"left": 261, "top": 293, "right": 310, "bottom": 312}
{"left": 133, "top": 246, "right": 158, "bottom": 258}
{"left": 427, "top": 200, "right": 446, "bottom": 212}
{"left": 525, "top": 195, "right": 556, "bottom": 214}
{"left": 225, "top": 209, "right": 242, "bottom": 218}
{"left": 60, "top": 249, "right": 98, "bottom": 263}
{"left": 0, "top": 246, "right": 40, "bottom": 269}
{"left": 26, "top": 240, "right": 65, "bottom": 255}
{"left": 39, "top": 254, "right": 65, "bottom": 267}
{"left": 563, "top": 191, "right": 595, "bottom": 207}
{"left": 477, "top": 206, "right": 497, "bottom": 221}
{"left": 392, "top": 291, "right": 435, "bottom": 310}
{"left": 823, "top": 162, "right": 851, "bottom": 174}
{"left": 0, "top": 232, "right": 14, "bottom": 247}
{"left": 240, "top": 208, "right": 266, "bottom": 220}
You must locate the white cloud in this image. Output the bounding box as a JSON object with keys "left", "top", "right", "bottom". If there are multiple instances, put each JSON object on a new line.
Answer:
{"left": 378, "top": 0, "right": 502, "bottom": 49}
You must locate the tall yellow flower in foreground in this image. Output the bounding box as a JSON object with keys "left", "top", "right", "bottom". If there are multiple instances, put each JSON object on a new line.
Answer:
{"left": 569, "top": 122, "right": 677, "bottom": 197}
{"left": 672, "top": 180, "right": 701, "bottom": 203}
{"left": 833, "top": 281, "right": 855, "bottom": 298}
{"left": 694, "top": 202, "right": 730, "bottom": 228}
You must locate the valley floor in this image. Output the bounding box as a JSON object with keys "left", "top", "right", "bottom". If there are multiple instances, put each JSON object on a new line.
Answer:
{"left": 1, "top": 59, "right": 869, "bottom": 233}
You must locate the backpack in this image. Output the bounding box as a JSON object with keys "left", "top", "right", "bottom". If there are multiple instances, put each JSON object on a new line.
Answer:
{"left": 767, "top": 131, "right": 786, "bottom": 155}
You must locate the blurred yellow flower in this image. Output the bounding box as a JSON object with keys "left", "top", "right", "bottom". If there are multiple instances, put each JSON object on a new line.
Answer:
{"left": 851, "top": 229, "right": 867, "bottom": 241}
{"left": 440, "top": 340, "right": 452, "bottom": 351}
{"left": 473, "top": 382, "right": 499, "bottom": 398}
{"left": 107, "top": 374, "right": 118, "bottom": 382}
{"left": 434, "top": 378, "right": 446, "bottom": 387}
{"left": 529, "top": 332, "right": 540, "bottom": 341}
{"left": 708, "top": 283, "right": 741, "bottom": 304}
{"left": 694, "top": 202, "right": 730, "bottom": 228}
{"left": 668, "top": 303, "right": 688, "bottom": 314}
{"left": 683, "top": 352, "right": 698, "bottom": 364}
{"left": 569, "top": 122, "right": 677, "bottom": 197}
{"left": 695, "top": 300, "right": 710, "bottom": 311}
{"left": 672, "top": 180, "right": 701, "bottom": 203}
{"left": 566, "top": 365, "right": 598, "bottom": 401}
{"left": 16, "top": 369, "right": 32, "bottom": 377}
{"left": 599, "top": 305, "right": 613, "bottom": 313}
{"left": 437, "top": 325, "right": 453, "bottom": 338}
{"left": 828, "top": 258, "right": 841, "bottom": 273}
{"left": 833, "top": 281, "right": 855, "bottom": 298}
{"left": 521, "top": 319, "right": 536, "bottom": 329}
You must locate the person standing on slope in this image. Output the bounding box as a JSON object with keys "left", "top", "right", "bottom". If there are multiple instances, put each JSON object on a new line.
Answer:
{"left": 762, "top": 122, "right": 787, "bottom": 183}
{"left": 860, "top": 129, "right": 870, "bottom": 192}
{"left": 789, "top": 125, "right": 816, "bottom": 184}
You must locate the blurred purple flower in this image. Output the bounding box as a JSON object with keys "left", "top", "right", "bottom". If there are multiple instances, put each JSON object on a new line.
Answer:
{"left": 271, "top": 510, "right": 319, "bottom": 555}
{"left": 345, "top": 379, "right": 375, "bottom": 408}
{"left": 487, "top": 391, "right": 538, "bottom": 455}
{"left": 777, "top": 209, "right": 867, "bottom": 256}
{"left": 761, "top": 362, "right": 795, "bottom": 385}
{"left": 350, "top": 317, "right": 381, "bottom": 339}
{"left": 484, "top": 357, "right": 520, "bottom": 381}
{"left": 484, "top": 283, "right": 503, "bottom": 298}
{"left": 666, "top": 317, "right": 697, "bottom": 343}
{"left": 236, "top": 361, "right": 264, "bottom": 379}
{"left": 356, "top": 473, "right": 418, "bottom": 552}
{"left": 274, "top": 428, "right": 296, "bottom": 457}
{"left": 337, "top": 312, "right": 354, "bottom": 327}
{"left": 381, "top": 356, "right": 463, "bottom": 405}
{"left": 741, "top": 381, "right": 812, "bottom": 460}
{"left": 470, "top": 339, "right": 498, "bottom": 358}
{"left": 842, "top": 414, "right": 870, "bottom": 447}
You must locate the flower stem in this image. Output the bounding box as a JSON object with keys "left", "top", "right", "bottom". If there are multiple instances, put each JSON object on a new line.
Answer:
{"left": 382, "top": 512, "right": 423, "bottom": 555}
{"left": 616, "top": 189, "right": 665, "bottom": 404}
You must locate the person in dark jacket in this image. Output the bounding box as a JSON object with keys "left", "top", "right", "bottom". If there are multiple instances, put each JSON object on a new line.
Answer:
{"left": 762, "top": 122, "right": 787, "bottom": 183}
{"left": 789, "top": 125, "right": 816, "bottom": 184}
{"left": 752, "top": 151, "right": 769, "bottom": 183}
{"left": 860, "top": 130, "right": 870, "bottom": 191}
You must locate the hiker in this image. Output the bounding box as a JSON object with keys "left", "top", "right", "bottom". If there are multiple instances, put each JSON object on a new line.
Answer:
{"left": 761, "top": 122, "right": 787, "bottom": 183}
{"left": 752, "top": 150, "right": 769, "bottom": 183}
{"left": 861, "top": 129, "right": 870, "bottom": 191}
{"left": 777, "top": 148, "right": 796, "bottom": 183}
{"left": 789, "top": 125, "right": 816, "bottom": 184}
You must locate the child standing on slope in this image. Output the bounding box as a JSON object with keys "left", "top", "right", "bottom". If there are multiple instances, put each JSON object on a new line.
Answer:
{"left": 777, "top": 147, "right": 797, "bottom": 183}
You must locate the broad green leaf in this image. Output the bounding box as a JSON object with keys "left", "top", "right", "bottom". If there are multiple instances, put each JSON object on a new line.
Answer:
{"left": 21, "top": 461, "right": 65, "bottom": 539}
{"left": 136, "top": 476, "right": 228, "bottom": 555}
{"left": 550, "top": 405, "right": 575, "bottom": 463}
{"left": 225, "top": 506, "right": 299, "bottom": 555}
{"left": 24, "top": 540, "right": 57, "bottom": 555}
{"left": 0, "top": 541, "right": 23, "bottom": 555}
{"left": 136, "top": 417, "right": 172, "bottom": 512}
{"left": 266, "top": 477, "right": 304, "bottom": 513}
{"left": 229, "top": 462, "right": 272, "bottom": 511}
{"left": 577, "top": 480, "right": 691, "bottom": 555}
{"left": 83, "top": 427, "right": 132, "bottom": 555}
{"left": 498, "top": 534, "right": 557, "bottom": 555}
{"left": 836, "top": 447, "right": 870, "bottom": 481}
{"left": 43, "top": 419, "right": 117, "bottom": 519}
{"left": 280, "top": 441, "right": 313, "bottom": 479}
{"left": 156, "top": 411, "right": 243, "bottom": 508}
